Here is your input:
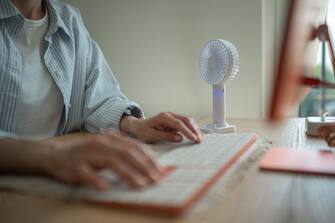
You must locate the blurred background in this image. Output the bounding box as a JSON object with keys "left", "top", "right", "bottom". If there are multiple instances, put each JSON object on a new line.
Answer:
{"left": 299, "top": 0, "right": 335, "bottom": 117}
{"left": 65, "top": 0, "right": 335, "bottom": 118}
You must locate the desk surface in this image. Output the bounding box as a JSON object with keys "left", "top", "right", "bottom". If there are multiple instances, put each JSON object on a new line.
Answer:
{"left": 0, "top": 118, "right": 334, "bottom": 223}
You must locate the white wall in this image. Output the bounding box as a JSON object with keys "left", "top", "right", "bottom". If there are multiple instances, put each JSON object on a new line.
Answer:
{"left": 66, "top": 0, "right": 263, "bottom": 118}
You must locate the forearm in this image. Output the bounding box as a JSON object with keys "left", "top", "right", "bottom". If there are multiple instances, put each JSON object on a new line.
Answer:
{"left": 0, "top": 132, "right": 91, "bottom": 174}
{"left": 0, "top": 139, "right": 52, "bottom": 174}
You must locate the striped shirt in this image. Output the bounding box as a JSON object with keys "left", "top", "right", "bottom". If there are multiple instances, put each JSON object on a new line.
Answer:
{"left": 0, "top": 0, "right": 143, "bottom": 139}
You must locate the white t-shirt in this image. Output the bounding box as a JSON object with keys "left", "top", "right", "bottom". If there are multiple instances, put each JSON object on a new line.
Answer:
{"left": 14, "top": 10, "right": 63, "bottom": 140}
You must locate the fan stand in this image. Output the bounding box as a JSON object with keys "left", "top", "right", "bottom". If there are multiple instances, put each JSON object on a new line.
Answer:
{"left": 201, "top": 84, "right": 236, "bottom": 134}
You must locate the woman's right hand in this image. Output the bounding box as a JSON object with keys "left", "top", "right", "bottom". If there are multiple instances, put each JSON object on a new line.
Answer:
{"left": 318, "top": 125, "right": 335, "bottom": 146}
{"left": 44, "top": 131, "right": 163, "bottom": 190}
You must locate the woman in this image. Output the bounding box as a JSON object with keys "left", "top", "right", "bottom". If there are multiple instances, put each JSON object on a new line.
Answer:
{"left": 0, "top": 0, "right": 202, "bottom": 190}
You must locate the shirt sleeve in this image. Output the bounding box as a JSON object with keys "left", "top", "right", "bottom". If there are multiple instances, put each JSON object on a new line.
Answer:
{"left": 0, "top": 130, "right": 16, "bottom": 140}
{"left": 82, "top": 36, "right": 144, "bottom": 133}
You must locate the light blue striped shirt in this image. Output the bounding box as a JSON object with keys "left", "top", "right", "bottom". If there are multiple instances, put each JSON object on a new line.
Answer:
{"left": 0, "top": 0, "right": 143, "bottom": 139}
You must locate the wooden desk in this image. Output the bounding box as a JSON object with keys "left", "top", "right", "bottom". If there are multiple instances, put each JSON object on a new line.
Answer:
{"left": 0, "top": 118, "right": 334, "bottom": 223}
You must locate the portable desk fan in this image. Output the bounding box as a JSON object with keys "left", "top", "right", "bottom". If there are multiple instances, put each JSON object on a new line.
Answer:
{"left": 199, "top": 39, "right": 239, "bottom": 134}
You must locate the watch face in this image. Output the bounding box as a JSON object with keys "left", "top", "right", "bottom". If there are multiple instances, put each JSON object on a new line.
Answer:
{"left": 124, "top": 109, "right": 132, "bottom": 116}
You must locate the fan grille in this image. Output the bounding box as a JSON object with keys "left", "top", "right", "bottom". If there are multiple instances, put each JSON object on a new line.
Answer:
{"left": 199, "top": 39, "right": 239, "bottom": 85}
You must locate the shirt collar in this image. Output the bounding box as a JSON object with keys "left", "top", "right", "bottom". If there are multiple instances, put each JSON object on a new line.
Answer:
{"left": 45, "top": 0, "right": 71, "bottom": 38}
{"left": 0, "top": 0, "right": 21, "bottom": 19}
{"left": 0, "top": 0, "right": 71, "bottom": 38}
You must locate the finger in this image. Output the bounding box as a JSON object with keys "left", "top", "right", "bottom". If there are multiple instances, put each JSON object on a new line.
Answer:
{"left": 113, "top": 133, "right": 161, "bottom": 172}
{"left": 93, "top": 157, "right": 149, "bottom": 188}
{"left": 318, "top": 126, "right": 335, "bottom": 138}
{"left": 158, "top": 113, "right": 198, "bottom": 142}
{"left": 103, "top": 133, "right": 163, "bottom": 182}
{"left": 329, "top": 137, "right": 335, "bottom": 146}
{"left": 170, "top": 114, "right": 203, "bottom": 143}
{"left": 326, "top": 134, "right": 335, "bottom": 146}
{"left": 319, "top": 129, "right": 329, "bottom": 139}
{"left": 131, "top": 141, "right": 167, "bottom": 174}
{"left": 76, "top": 164, "right": 110, "bottom": 191}
{"left": 120, "top": 147, "right": 162, "bottom": 183}
{"left": 143, "top": 128, "right": 183, "bottom": 143}
{"left": 326, "top": 132, "right": 335, "bottom": 145}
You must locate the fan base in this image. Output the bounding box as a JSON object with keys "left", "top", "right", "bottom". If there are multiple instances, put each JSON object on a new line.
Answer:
{"left": 201, "top": 123, "right": 236, "bottom": 134}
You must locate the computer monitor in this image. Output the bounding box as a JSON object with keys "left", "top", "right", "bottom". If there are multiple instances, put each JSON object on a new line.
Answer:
{"left": 268, "top": 0, "right": 333, "bottom": 123}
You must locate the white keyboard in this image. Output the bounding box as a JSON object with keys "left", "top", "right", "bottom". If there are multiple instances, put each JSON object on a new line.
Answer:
{"left": 74, "top": 133, "right": 257, "bottom": 215}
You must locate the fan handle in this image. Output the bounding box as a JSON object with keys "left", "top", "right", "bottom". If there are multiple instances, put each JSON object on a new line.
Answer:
{"left": 201, "top": 84, "right": 236, "bottom": 134}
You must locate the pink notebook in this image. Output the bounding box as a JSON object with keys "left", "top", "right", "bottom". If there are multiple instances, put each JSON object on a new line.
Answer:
{"left": 260, "top": 147, "right": 335, "bottom": 175}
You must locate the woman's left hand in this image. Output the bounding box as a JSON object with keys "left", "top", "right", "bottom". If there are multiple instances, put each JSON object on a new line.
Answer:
{"left": 120, "top": 112, "right": 203, "bottom": 144}
{"left": 319, "top": 125, "right": 335, "bottom": 146}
